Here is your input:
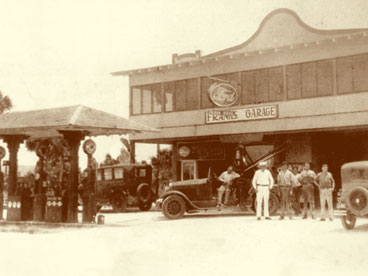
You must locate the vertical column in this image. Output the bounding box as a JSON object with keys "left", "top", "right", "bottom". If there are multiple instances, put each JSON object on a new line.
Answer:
{"left": 4, "top": 136, "right": 25, "bottom": 221}
{"left": 60, "top": 131, "right": 85, "bottom": 223}
{"left": 130, "top": 141, "right": 136, "bottom": 164}
{"left": 172, "top": 142, "right": 178, "bottom": 181}
{"left": 82, "top": 139, "right": 97, "bottom": 223}
{"left": 4, "top": 136, "right": 24, "bottom": 196}
{"left": 283, "top": 65, "right": 287, "bottom": 101}
{"left": 33, "top": 149, "right": 47, "bottom": 221}
{"left": 0, "top": 147, "right": 4, "bottom": 220}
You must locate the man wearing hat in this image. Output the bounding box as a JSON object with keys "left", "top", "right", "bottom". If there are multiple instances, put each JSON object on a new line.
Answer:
{"left": 252, "top": 161, "right": 274, "bottom": 220}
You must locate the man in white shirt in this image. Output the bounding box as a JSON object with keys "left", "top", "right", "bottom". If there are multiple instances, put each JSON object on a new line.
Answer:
{"left": 217, "top": 166, "right": 240, "bottom": 208}
{"left": 252, "top": 161, "right": 274, "bottom": 220}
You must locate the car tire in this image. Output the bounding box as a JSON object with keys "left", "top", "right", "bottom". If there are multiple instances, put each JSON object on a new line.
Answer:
{"left": 137, "top": 183, "right": 152, "bottom": 203}
{"left": 162, "top": 195, "right": 186, "bottom": 219}
{"left": 341, "top": 212, "right": 357, "bottom": 230}
{"left": 111, "top": 195, "right": 127, "bottom": 213}
{"left": 252, "top": 192, "right": 279, "bottom": 216}
{"left": 346, "top": 186, "right": 368, "bottom": 216}
{"left": 138, "top": 200, "right": 152, "bottom": 211}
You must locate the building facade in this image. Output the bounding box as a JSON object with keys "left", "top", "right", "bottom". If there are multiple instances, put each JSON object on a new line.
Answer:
{"left": 113, "top": 9, "right": 368, "bottom": 191}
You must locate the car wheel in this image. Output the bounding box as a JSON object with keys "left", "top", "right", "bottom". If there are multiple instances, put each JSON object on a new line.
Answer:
{"left": 162, "top": 195, "right": 186, "bottom": 219}
{"left": 341, "top": 212, "right": 357, "bottom": 230}
{"left": 252, "top": 192, "right": 279, "bottom": 216}
{"left": 346, "top": 187, "right": 368, "bottom": 216}
{"left": 111, "top": 195, "right": 127, "bottom": 213}
{"left": 138, "top": 200, "right": 152, "bottom": 211}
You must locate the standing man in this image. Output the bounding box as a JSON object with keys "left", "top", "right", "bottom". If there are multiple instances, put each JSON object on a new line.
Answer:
{"left": 298, "top": 163, "right": 317, "bottom": 219}
{"left": 252, "top": 161, "right": 274, "bottom": 220}
{"left": 217, "top": 166, "right": 240, "bottom": 209}
{"left": 277, "top": 161, "right": 294, "bottom": 220}
{"left": 292, "top": 166, "right": 302, "bottom": 215}
{"left": 316, "top": 164, "right": 335, "bottom": 221}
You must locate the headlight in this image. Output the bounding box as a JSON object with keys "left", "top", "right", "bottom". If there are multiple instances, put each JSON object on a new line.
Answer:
{"left": 169, "top": 182, "right": 173, "bottom": 187}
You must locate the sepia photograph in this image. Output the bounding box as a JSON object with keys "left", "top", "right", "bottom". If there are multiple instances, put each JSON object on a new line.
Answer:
{"left": 0, "top": 0, "right": 368, "bottom": 275}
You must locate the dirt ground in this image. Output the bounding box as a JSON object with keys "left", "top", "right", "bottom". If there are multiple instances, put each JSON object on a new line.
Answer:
{"left": 0, "top": 209, "right": 368, "bottom": 276}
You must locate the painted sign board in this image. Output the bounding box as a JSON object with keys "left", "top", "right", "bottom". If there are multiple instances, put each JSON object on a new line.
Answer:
{"left": 205, "top": 105, "right": 278, "bottom": 124}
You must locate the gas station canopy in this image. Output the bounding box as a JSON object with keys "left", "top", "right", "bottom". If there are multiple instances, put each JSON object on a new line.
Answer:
{"left": 0, "top": 104, "right": 160, "bottom": 223}
{"left": 0, "top": 105, "right": 159, "bottom": 139}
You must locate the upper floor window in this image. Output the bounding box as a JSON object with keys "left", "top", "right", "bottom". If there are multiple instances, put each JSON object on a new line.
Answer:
{"left": 130, "top": 53, "right": 368, "bottom": 115}
{"left": 286, "top": 60, "right": 333, "bottom": 99}
{"left": 131, "top": 83, "right": 163, "bottom": 115}
{"left": 337, "top": 53, "right": 368, "bottom": 94}
{"left": 241, "top": 66, "right": 283, "bottom": 104}
{"left": 164, "top": 78, "right": 199, "bottom": 112}
{"left": 142, "top": 86, "right": 152, "bottom": 114}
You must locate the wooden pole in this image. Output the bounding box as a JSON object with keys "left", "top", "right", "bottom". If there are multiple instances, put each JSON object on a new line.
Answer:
{"left": 4, "top": 136, "right": 24, "bottom": 196}
{"left": 0, "top": 163, "right": 3, "bottom": 220}
{"left": 130, "top": 141, "right": 136, "bottom": 164}
{"left": 60, "top": 131, "right": 85, "bottom": 223}
{"left": 3, "top": 135, "right": 26, "bottom": 221}
{"left": 82, "top": 153, "right": 95, "bottom": 223}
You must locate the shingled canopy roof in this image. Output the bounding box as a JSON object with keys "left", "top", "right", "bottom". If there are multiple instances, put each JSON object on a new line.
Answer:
{"left": 0, "top": 105, "right": 159, "bottom": 139}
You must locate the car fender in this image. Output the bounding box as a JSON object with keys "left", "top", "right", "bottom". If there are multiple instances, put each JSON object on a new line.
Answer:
{"left": 161, "top": 190, "right": 198, "bottom": 210}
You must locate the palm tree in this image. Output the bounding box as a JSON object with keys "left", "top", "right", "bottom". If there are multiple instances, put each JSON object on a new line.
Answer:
{"left": 0, "top": 91, "right": 13, "bottom": 114}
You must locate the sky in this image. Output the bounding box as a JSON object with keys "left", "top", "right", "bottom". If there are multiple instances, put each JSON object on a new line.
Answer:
{"left": 0, "top": 0, "right": 367, "bottom": 170}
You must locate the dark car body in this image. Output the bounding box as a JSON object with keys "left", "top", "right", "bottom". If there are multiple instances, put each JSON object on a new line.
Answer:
{"left": 95, "top": 164, "right": 154, "bottom": 212}
{"left": 156, "top": 176, "right": 282, "bottom": 219}
{"left": 335, "top": 161, "right": 368, "bottom": 230}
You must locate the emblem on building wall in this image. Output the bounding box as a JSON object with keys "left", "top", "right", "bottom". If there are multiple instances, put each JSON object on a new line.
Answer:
{"left": 208, "top": 82, "right": 238, "bottom": 107}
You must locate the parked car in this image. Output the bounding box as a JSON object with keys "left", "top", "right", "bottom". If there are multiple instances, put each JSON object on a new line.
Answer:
{"left": 95, "top": 164, "right": 154, "bottom": 212}
{"left": 335, "top": 161, "right": 368, "bottom": 230}
{"left": 157, "top": 141, "right": 302, "bottom": 219}
{"left": 156, "top": 174, "right": 301, "bottom": 220}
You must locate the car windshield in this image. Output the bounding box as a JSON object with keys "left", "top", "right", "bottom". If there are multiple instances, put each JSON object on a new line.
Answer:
{"left": 104, "top": 168, "right": 113, "bottom": 180}
{"left": 136, "top": 168, "right": 146, "bottom": 177}
{"left": 96, "top": 170, "right": 102, "bottom": 181}
{"left": 114, "top": 167, "right": 124, "bottom": 179}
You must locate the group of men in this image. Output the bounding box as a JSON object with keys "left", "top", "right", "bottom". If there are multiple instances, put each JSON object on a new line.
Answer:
{"left": 217, "top": 161, "right": 335, "bottom": 221}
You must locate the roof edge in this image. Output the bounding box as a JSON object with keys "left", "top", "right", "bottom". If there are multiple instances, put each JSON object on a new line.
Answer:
{"left": 111, "top": 8, "right": 368, "bottom": 77}
{"left": 204, "top": 8, "right": 368, "bottom": 58}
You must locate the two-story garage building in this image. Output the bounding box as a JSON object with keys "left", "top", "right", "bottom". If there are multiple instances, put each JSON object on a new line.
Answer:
{"left": 112, "top": 8, "right": 368, "bottom": 190}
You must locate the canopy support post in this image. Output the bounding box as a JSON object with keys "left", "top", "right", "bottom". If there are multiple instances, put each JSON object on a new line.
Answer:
{"left": 3, "top": 135, "right": 27, "bottom": 221}
{"left": 60, "top": 131, "right": 86, "bottom": 223}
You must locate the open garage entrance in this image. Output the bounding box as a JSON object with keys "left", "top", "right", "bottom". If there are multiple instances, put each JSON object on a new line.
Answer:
{"left": 312, "top": 129, "right": 368, "bottom": 203}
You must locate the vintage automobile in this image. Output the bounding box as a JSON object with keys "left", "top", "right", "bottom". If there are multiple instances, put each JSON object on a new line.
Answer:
{"left": 94, "top": 164, "right": 154, "bottom": 212}
{"left": 335, "top": 161, "right": 368, "bottom": 230}
{"left": 156, "top": 142, "right": 299, "bottom": 219}
{"left": 156, "top": 176, "right": 284, "bottom": 220}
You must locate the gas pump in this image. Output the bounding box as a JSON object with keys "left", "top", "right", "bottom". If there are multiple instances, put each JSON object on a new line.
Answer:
{"left": 33, "top": 144, "right": 47, "bottom": 221}
{"left": 82, "top": 139, "right": 97, "bottom": 223}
